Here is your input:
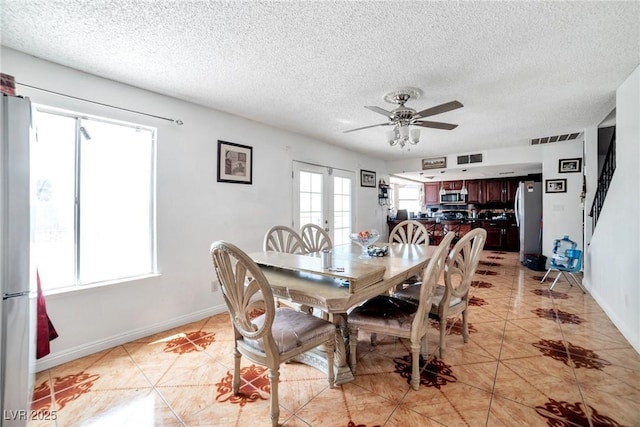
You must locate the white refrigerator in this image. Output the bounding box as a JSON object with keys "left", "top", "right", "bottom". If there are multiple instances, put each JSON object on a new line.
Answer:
{"left": 514, "top": 181, "right": 543, "bottom": 263}
{"left": 0, "top": 94, "right": 36, "bottom": 426}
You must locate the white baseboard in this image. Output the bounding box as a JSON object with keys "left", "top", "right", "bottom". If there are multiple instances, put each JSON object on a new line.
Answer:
{"left": 35, "top": 304, "right": 228, "bottom": 371}
{"left": 590, "top": 288, "right": 640, "bottom": 354}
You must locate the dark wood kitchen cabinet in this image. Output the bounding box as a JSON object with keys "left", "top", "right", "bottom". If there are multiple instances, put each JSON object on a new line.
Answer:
{"left": 481, "top": 220, "right": 519, "bottom": 251}
{"left": 483, "top": 222, "right": 503, "bottom": 249}
{"left": 424, "top": 183, "right": 440, "bottom": 204}
{"left": 484, "top": 180, "right": 505, "bottom": 203}
{"left": 505, "top": 223, "right": 520, "bottom": 251}
{"left": 505, "top": 180, "right": 518, "bottom": 204}
{"left": 466, "top": 180, "right": 484, "bottom": 204}
{"left": 443, "top": 180, "right": 463, "bottom": 191}
{"left": 484, "top": 179, "right": 518, "bottom": 204}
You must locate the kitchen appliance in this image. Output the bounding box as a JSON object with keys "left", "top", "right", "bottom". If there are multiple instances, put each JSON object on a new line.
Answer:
{"left": 440, "top": 190, "right": 466, "bottom": 205}
{"left": 1, "top": 94, "right": 36, "bottom": 426}
{"left": 514, "top": 181, "right": 543, "bottom": 263}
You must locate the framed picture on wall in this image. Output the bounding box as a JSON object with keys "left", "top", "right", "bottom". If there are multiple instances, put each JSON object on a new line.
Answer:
{"left": 217, "top": 140, "right": 253, "bottom": 184}
{"left": 360, "top": 169, "right": 376, "bottom": 187}
{"left": 421, "top": 157, "right": 447, "bottom": 170}
{"left": 545, "top": 178, "right": 567, "bottom": 193}
{"left": 559, "top": 158, "right": 582, "bottom": 173}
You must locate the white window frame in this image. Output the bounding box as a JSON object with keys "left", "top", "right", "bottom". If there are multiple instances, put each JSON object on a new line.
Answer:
{"left": 32, "top": 105, "right": 157, "bottom": 290}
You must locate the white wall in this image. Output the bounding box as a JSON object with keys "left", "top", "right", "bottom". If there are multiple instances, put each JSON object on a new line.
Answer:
{"left": 1, "top": 48, "right": 388, "bottom": 369}
{"left": 540, "top": 142, "right": 584, "bottom": 255}
{"left": 587, "top": 64, "right": 640, "bottom": 352}
{"left": 387, "top": 141, "right": 584, "bottom": 258}
{"left": 582, "top": 125, "right": 598, "bottom": 286}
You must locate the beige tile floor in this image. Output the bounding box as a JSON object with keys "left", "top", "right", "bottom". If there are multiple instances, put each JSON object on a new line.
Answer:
{"left": 29, "top": 251, "right": 640, "bottom": 426}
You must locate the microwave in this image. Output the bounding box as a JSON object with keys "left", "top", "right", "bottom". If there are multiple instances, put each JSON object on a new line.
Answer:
{"left": 440, "top": 191, "right": 466, "bottom": 204}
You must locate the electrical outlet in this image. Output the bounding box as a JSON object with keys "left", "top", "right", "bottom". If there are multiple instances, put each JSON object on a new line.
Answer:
{"left": 211, "top": 280, "right": 219, "bottom": 292}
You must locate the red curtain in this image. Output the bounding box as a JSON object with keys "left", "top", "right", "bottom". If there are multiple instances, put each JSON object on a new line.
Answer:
{"left": 36, "top": 271, "right": 58, "bottom": 359}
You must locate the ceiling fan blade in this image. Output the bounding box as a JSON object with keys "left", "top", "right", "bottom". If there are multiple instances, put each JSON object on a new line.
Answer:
{"left": 343, "top": 122, "right": 391, "bottom": 133}
{"left": 413, "top": 100, "right": 463, "bottom": 119}
{"left": 413, "top": 120, "right": 458, "bottom": 130}
{"left": 364, "top": 106, "right": 392, "bottom": 117}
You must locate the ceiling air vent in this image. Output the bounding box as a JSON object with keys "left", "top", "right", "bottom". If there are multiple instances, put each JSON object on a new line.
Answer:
{"left": 457, "top": 153, "right": 483, "bottom": 165}
{"left": 530, "top": 132, "right": 581, "bottom": 145}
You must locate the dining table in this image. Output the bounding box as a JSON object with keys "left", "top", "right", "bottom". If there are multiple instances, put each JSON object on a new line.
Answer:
{"left": 248, "top": 242, "right": 433, "bottom": 384}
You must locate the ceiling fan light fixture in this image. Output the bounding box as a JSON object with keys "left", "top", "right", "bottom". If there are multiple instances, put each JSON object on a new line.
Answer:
{"left": 410, "top": 128, "right": 420, "bottom": 144}
{"left": 386, "top": 129, "right": 397, "bottom": 145}
{"left": 343, "top": 87, "right": 463, "bottom": 150}
{"left": 399, "top": 124, "right": 409, "bottom": 139}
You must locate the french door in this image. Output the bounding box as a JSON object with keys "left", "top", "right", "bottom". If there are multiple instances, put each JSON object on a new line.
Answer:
{"left": 292, "top": 161, "right": 355, "bottom": 246}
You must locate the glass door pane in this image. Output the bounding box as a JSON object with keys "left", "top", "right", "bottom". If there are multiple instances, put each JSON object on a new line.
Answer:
{"left": 298, "top": 170, "right": 323, "bottom": 227}
{"left": 332, "top": 174, "right": 352, "bottom": 246}
{"left": 293, "top": 162, "right": 354, "bottom": 245}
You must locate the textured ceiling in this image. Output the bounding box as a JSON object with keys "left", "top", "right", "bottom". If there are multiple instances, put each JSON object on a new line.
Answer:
{"left": 1, "top": 1, "right": 639, "bottom": 171}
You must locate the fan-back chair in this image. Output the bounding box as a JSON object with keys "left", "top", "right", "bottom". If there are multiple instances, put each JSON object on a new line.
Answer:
{"left": 300, "top": 223, "right": 333, "bottom": 254}
{"left": 348, "top": 232, "right": 455, "bottom": 390}
{"left": 263, "top": 225, "right": 305, "bottom": 254}
{"left": 210, "top": 241, "right": 336, "bottom": 427}
{"left": 394, "top": 227, "right": 487, "bottom": 358}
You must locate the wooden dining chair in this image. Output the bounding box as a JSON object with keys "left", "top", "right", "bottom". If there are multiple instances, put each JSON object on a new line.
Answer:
{"left": 388, "top": 219, "right": 430, "bottom": 288}
{"left": 263, "top": 225, "right": 305, "bottom": 254}
{"left": 442, "top": 220, "right": 463, "bottom": 247}
{"left": 300, "top": 223, "right": 333, "bottom": 254}
{"left": 394, "top": 227, "right": 487, "bottom": 358}
{"left": 348, "top": 232, "right": 455, "bottom": 390}
{"left": 389, "top": 219, "right": 429, "bottom": 245}
{"left": 210, "top": 241, "right": 336, "bottom": 427}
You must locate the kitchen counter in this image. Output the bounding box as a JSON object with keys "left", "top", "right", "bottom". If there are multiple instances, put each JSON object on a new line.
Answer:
{"left": 388, "top": 218, "right": 519, "bottom": 251}
{"left": 389, "top": 218, "right": 516, "bottom": 225}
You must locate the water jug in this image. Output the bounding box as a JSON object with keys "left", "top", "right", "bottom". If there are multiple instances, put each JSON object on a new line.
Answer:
{"left": 551, "top": 235, "right": 577, "bottom": 268}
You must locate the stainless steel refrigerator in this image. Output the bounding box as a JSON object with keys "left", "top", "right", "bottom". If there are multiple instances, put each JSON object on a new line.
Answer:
{"left": 0, "top": 94, "right": 36, "bottom": 426}
{"left": 514, "top": 181, "right": 543, "bottom": 263}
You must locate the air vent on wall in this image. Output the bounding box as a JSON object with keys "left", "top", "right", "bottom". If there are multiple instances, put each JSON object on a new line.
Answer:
{"left": 457, "top": 153, "right": 483, "bottom": 165}
{"left": 530, "top": 132, "right": 581, "bottom": 145}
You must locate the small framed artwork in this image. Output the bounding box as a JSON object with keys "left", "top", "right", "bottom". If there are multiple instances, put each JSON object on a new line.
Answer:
{"left": 545, "top": 179, "right": 567, "bottom": 193}
{"left": 559, "top": 158, "right": 582, "bottom": 173}
{"left": 360, "top": 169, "right": 376, "bottom": 188}
{"left": 422, "top": 157, "right": 447, "bottom": 170}
{"left": 217, "top": 140, "right": 253, "bottom": 184}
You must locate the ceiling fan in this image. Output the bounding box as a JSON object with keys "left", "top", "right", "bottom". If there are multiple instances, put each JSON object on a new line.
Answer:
{"left": 344, "top": 87, "right": 463, "bottom": 148}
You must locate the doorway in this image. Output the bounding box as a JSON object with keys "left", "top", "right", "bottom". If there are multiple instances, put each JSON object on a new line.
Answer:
{"left": 292, "top": 161, "right": 355, "bottom": 246}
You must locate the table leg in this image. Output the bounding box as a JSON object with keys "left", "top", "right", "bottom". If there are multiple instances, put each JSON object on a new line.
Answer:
{"left": 292, "top": 312, "right": 354, "bottom": 385}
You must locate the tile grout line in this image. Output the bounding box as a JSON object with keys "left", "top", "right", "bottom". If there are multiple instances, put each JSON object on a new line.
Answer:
{"left": 483, "top": 252, "right": 520, "bottom": 427}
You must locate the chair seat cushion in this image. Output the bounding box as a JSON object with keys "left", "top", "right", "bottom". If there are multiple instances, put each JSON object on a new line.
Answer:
{"left": 246, "top": 307, "right": 335, "bottom": 353}
{"left": 394, "top": 284, "right": 462, "bottom": 308}
{"left": 432, "top": 285, "right": 462, "bottom": 307}
{"left": 393, "top": 284, "right": 421, "bottom": 302}
{"left": 348, "top": 295, "right": 418, "bottom": 330}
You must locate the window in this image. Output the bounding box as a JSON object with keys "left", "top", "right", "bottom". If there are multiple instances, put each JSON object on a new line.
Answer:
{"left": 32, "top": 107, "right": 156, "bottom": 290}
{"left": 396, "top": 185, "right": 421, "bottom": 214}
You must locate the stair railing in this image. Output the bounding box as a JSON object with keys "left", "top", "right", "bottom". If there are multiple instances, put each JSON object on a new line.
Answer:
{"left": 589, "top": 130, "right": 616, "bottom": 228}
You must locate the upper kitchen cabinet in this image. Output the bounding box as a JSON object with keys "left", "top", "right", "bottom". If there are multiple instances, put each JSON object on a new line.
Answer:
{"left": 424, "top": 182, "right": 440, "bottom": 204}
{"left": 466, "top": 180, "right": 484, "bottom": 204}
{"left": 484, "top": 179, "right": 518, "bottom": 204}
{"left": 442, "top": 180, "right": 463, "bottom": 191}
{"left": 505, "top": 180, "right": 518, "bottom": 204}
{"left": 484, "top": 180, "right": 504, "bottom": 203}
